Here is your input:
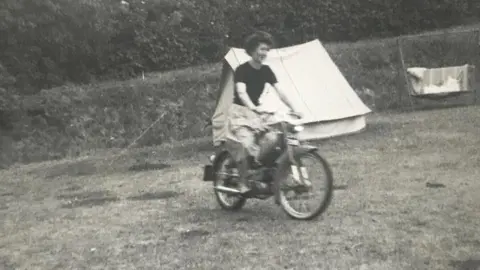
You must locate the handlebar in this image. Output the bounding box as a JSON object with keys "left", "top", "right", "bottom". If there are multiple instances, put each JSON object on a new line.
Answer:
{"left": 288, "top": 111, "right": 302, "bottom": 119}
{"left": 256, "top": 110, "right": 302, "bottom": 120}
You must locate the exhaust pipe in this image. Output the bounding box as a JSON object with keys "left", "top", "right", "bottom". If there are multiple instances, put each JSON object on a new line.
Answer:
{"left": 214, "top": 186, "right": 241, "bottom": 195}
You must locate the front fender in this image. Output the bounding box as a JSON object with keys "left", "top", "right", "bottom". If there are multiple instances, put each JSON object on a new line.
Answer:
{"left": 273, "top": 144, "right": 318, "bottom": 205}
{"left": 274, "top": 144, "right": 318, "bottom": 166}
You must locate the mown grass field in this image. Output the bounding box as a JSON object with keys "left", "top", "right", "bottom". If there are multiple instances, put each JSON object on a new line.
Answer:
{"left": 1, "top": 106, "right": 479, "bottom": 269}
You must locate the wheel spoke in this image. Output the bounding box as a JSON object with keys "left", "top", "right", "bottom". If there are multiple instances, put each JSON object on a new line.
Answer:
{"left": 279, "top": 152, "right": 333, "bottom": 220}
{"left": 213, "top": 154, "right": 246, "bottom": 211}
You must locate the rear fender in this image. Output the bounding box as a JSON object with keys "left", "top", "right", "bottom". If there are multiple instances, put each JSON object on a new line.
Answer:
{"left": 203, "top": 148, "right": 231, "bottom": 182}
{"left": 212, "top": 149, "right": 232, "bottom": 168}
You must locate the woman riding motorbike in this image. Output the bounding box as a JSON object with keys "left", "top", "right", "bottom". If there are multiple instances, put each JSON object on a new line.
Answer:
{"left": 228, "top": 31, "right": 302, "bottom": 194}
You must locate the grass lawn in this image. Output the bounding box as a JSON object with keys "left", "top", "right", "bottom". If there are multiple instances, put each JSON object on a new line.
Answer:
{"left": 1, "top": 106, "right": 479, "bottom": 270}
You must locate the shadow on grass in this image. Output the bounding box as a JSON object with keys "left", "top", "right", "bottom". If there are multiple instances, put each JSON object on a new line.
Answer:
{"left": 61, "top": 197, "right": 119, "bottom": 209}
{"left": 128, "top": 162, "right": 171, "bottom": 172}
{"left": 178, "top": 205, "right": 284, "bottom": 224}
{"left": 126, "top": 191, "right": 182, "bottom": 201}
{"left": 29, "top": 160, "right": 98, "bottom": 179}
{"left": 56, "top": 190, "right": 119, "bottom": 209}
{"left": 333, "top": 185, "right": 349, "bottom": 190}
{"left": 180, "top": 229, "right": 211, "bottom": 239}
{"left": 0, "top": 256, "right": 17, "bottom": 270}
{"left": 60, "top": 184, "right": 83, "bottom": 192}
{"left": 449, "top": 259, "right": 480, "bottom": 270}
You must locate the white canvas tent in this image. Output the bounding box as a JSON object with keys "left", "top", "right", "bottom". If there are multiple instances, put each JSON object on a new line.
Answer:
{"left": 211, "top": 39, "right": 372, "bottom": 146}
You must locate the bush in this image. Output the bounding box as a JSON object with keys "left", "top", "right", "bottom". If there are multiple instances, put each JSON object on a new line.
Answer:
{"left": 0, "top": 63, "right": 221, "bottom": 166}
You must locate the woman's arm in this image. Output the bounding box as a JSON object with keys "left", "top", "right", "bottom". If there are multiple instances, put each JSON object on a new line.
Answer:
{"left": 265, "top": 66, "right": 301, "bottom": 115}
{"left": 272, "top": 82, "right": 299, "bottom": 113}
{"left": 236, "top": 82, "right": 257, "bottom": 111}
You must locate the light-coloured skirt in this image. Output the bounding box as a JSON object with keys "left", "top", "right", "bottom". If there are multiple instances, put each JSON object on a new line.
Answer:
{"left": 228, "top": 104, "right": 266, "bottom": 133}
{"left": 226, "top": 104, "right": 277, "bottom": 162}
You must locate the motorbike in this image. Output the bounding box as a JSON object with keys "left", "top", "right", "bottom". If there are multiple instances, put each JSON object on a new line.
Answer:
{"left": 202, "top": 111, "right": 333, "bottom": 220}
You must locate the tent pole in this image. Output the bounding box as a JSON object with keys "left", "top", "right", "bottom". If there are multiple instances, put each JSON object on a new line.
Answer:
{"left": 397, "top": 37, "right": 416, "bottom": 112}
{"left": 475, "top": 30, "right": 479, "bottom": 105}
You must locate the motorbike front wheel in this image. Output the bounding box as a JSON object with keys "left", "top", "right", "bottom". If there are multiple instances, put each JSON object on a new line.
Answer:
{"left": 278, "top": 151, "right": 333, "bottom": 220}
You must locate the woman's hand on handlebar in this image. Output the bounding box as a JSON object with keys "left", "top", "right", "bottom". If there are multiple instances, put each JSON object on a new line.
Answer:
{"left": 252, "top": 107, "right": 261, "bottom": 114}
{"left": 253, "top": 107, "right": 274, "bottom": 115}
{"left": 289, "top": 110, "right": 303, "bottom": 119}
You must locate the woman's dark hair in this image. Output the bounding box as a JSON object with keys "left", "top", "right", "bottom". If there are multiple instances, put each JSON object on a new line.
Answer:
{"left": 243, "top": 31, "right": 275, "bottom": 56}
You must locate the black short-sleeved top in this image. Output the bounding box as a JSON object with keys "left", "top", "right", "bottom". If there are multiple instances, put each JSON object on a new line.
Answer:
{"left": 233, "top": 61, "right": 278, "bottom": 106}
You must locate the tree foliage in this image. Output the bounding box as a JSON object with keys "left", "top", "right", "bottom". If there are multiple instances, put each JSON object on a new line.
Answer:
{"left": 0, "top": 0, "right": 478, "bottom": 93}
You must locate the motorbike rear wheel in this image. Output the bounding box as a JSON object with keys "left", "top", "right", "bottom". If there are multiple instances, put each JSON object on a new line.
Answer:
{"left": 213, "top": 153, "right": 247, "bottom": 211}
{"left": 279, "top": 151, "right": 333, "bottom": 220}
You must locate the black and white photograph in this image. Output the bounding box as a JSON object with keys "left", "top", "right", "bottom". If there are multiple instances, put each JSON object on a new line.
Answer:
{"left": 0, "top": 0, "right": 479, "bottom": 269}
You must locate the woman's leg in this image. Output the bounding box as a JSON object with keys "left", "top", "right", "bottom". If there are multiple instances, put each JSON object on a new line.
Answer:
{"left": 234, "top": 127, "right": 259, "bottom": 193}
{"left": 257, "top": 130, "right": 279, "bottom": 163}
